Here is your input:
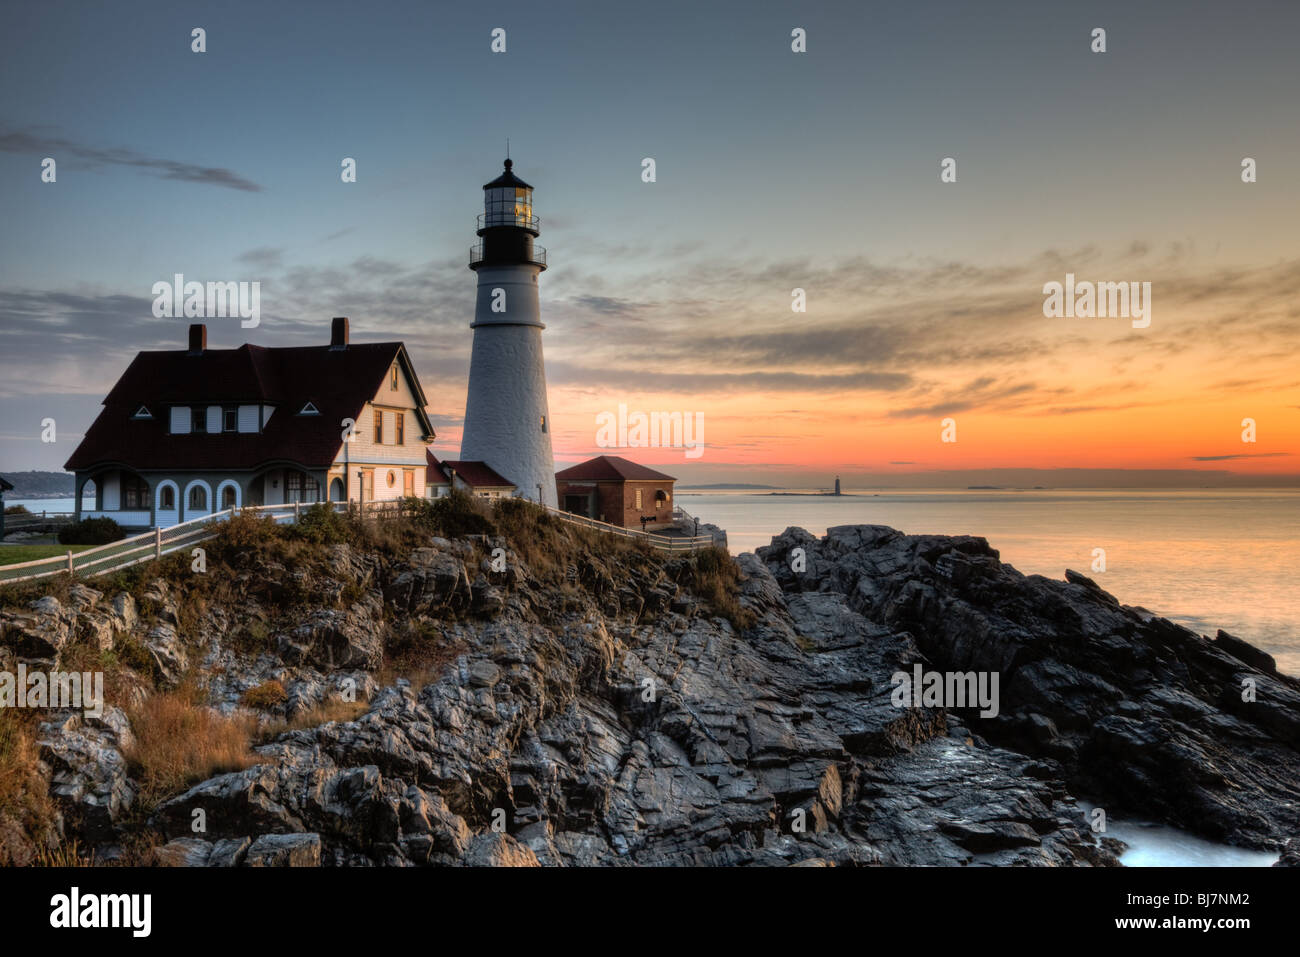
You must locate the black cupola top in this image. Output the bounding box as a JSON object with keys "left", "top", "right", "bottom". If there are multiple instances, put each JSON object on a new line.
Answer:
{"left": 483, "top": 158, "right": 532, "bottom": 190}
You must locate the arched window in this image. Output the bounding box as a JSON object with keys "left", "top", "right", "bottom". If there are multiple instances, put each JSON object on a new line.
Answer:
{"left": 159, "top": 485, "right": 175, "bottom": 510}
{"left": 655, "top": 489, "right": 668, "bottom": 509}
{"left": 329, "top": 477, "right": 344, "bottom": 502}
{"left": 221, "top": 485, "right": 237, "bottom": 509}
{"left": 189, "top": 485, "right": 207, "bottom": 510}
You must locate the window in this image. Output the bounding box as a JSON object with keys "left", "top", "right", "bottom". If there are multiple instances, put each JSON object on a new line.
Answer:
{"left": 221, "top": 485, "right": 237, "bottom": 509}
{"left": 655, "top": 489, "right": 668, "bottom": 509}
{"left": 387, "top": 470, "right": 396, "bottom": 488}
{"left": 395, "top": 412, "right": 404, "bottom": 445}
{"left": 189, "top": 485, "right": 207, "bottom": 510}
{"left": 191, "top": 407, "right": 207, "bottom": 433}
{"left": 298, "top": 402, "right": 319, "bottom": 416}
{"left": 133, "top": 405, "right": 152, "bottom": 419}
{"left": 286, "top": 470, "right": 320, "bottom": 503}
{"left": 374, "top": 408, "right": 383, "bottom": 444}
{"left": 122, "top": 474, "right": 150, "bottom": 510}
{"left": 635, "top": 489, "right": 642, "bottom": 509}
{"left": 540, "top": 415, "right": 547, "bottom": 433}
{"left": 391, "top": 365, "right": 399, "bottom": 390}
{"left": 223, "top": 407, "right": 238, "bottom": 432}
{"left": 159, "top": 485, "right": 175, "bottom": 510}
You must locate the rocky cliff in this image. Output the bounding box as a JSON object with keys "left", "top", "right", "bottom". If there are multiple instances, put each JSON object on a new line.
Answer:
{"left": 2, "top": 509, "right": 1296, "bottom": 867}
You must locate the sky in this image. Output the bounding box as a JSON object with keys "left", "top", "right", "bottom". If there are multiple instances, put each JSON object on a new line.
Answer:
{"left": 1, "top": 0, "right": 1298, "bottom": 487}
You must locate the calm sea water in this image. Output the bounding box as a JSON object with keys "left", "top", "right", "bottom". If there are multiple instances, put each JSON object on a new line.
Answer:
{"left": 683, "top": 489, "right": 1300, "bottom": 677}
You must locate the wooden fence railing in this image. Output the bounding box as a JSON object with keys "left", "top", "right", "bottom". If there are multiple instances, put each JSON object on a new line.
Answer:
{"left": 0, "top": 496, "right": 719, "bottom": 587}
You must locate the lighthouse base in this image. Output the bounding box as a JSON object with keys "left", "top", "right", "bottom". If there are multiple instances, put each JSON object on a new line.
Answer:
{"left": 460, "top": 323, "right": 557, "bottom": 508}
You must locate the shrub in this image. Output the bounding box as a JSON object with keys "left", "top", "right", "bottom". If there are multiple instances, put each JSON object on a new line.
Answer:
{"left": 4, "top": 504, "right": 30, "bottom": 516}
{"left": 57, "top": 516, "right": 124, "bottom": 545}
{"left": 216, "top": 510, "right": 281, "bottom": 549}
{"left": 291, "top": 503, "right": 353, "bottom": 545}
{"left": 415, "top": 490, "right": 495, "bottom": 539}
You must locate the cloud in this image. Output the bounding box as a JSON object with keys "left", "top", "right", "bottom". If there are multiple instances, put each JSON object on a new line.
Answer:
{"left": 237, "top": 247, "right": 285, "bottom": 269}
{"left": 0, "top": 126, "right": 263, "bottom": 192}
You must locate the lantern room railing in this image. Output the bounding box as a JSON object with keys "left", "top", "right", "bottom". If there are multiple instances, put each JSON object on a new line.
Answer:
{"left": 477, "top": 213, "right": 539, "bottom": 232}
{"left": 470, "top": 243, "right": 546, "bottom": 268}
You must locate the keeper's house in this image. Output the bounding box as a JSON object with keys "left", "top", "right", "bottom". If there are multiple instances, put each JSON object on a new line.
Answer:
{"left": 64, "top": 319, "right": 435, "bottom": 529}
{"left": 555, "top": 455, "right": 676, "bottom": 529}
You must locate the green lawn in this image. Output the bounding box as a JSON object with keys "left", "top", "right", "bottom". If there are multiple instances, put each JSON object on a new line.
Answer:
{"left": 0, "top": 544, "right": 95, "bottom": 566}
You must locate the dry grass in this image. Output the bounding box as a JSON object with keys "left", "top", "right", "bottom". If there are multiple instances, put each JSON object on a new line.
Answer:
{"left": 239, "top": 679, "right": 288, "bottom": 710}
{"left": 124, "top": 683, "right": 258, "bottom": 810}
{"left": 258, "top": 697, "right": 370, "bottom": 742}
{"left": 675, "top": 546, "right": 757, "bottom": 631}
{"left": 0, "top": 706, "right": 59, "bottom": 865}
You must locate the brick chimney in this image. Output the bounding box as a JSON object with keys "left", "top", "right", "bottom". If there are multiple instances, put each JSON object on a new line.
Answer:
{"left": 330, "top": 316, "right": 349, "bottom": 350}
{"left": 187, "top": 323, "right": 206, "bottom": 355}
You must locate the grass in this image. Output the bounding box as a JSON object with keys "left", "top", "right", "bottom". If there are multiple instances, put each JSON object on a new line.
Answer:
{"left": 240, "top": 679, "right": 288, "bottom": 710}
{"left": 257, "top": 697, "right": 370, "bottom": 743}
{"left": 0, "top": 543, "right": 94, "bottom": 566}
{"left": 124, "top": 683, "right": 259, "bottom": 812}
{"left": 0, "top": 707, "right": 58, "bottom": 865}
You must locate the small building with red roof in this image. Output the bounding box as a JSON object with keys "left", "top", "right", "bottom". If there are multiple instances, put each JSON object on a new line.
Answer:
{"left": 425, "top": 449, "right": 516, "bottom": 499}
{"left": 554, "top": 455, "right": 676, "bottom": 529}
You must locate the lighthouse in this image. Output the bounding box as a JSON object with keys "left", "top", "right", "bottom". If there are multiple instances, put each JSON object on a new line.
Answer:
{"left": 459, "top": 159, "right": 557, "bottom": 507}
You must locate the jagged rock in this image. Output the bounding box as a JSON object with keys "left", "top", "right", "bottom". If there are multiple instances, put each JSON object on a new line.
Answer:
{"left": 9, "top": 522, "right": 1296, "bottom": 867}
{"left": 1, "top": 596, "right": 75, "bottom": 661}
{"left": 759, "top": 524, "right": 1300, "bottom": 850}
{"left": 144, "top": 623, "right": 188, "bottom": 684}
{"left": 388, "top": 547, "right": 472, "bottom": 614}
{"left": 208, "top": 836, "right": 252, "bottom": 867}
{"left": 156, "top": 837, "right": 213, "bottom": 866}
{"left": 244, "top": 832, "right": 321, "bottom": 867}
{"left": 464, "top": 832, "right": 540, "bottom": 867}
{"left": 36, "top": 707, "right": 135, "bottom": 842}
{"left": 278, "top": 601, "right": 384, "bottom": 671}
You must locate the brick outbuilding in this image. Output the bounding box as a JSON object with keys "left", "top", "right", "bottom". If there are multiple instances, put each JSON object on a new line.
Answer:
{"left": 555, "top": 455, "right": 676, "bottom": 529}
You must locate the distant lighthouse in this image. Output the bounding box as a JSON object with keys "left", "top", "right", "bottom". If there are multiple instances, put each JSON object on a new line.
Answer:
{"left": 460, "top": 159, "right": 557, "bottom": 506}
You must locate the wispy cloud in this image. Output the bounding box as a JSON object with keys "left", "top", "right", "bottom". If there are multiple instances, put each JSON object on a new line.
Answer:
{"left": 0, "top": 126, "right": 263, "bottom": 192}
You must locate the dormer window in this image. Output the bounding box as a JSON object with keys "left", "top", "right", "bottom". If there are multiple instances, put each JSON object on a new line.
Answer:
{"left": 223, "top": 406, "right": 238, "bottom": 431}
{"left": 191, "top": 407, "right": 207, "bottom": 433}
{"left": 298, "top": 402, "right": 320, "bottom": 415}
{"left": 132, "top": 405, "right": 152, "bottom": 419}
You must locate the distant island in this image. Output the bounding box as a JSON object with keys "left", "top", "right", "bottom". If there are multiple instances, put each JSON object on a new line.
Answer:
{"left": 0, "top": 470, "right": 74, "bottom": 498}
{"left": 678, "top": 483, "right": 781, "bottom": 490}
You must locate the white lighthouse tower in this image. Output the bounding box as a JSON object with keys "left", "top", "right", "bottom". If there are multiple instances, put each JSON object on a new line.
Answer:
{"left": 460, "top": 159, "right": 557, "bottom": 506}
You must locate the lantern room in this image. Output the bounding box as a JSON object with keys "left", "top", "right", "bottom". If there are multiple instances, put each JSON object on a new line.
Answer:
{"left": 481, "top": 159, "right": 537, "bottom": 232}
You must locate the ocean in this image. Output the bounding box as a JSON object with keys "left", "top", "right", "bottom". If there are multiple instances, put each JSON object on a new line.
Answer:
{"left": 682, "top": 488, "right": 1300, "bottom": 678}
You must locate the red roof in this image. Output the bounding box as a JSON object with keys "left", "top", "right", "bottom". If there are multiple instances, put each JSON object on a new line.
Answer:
{"left": 66, "top": 341, "right": 433, "bottom": 472}
{"left": 554, "top": 455, "right": 676, "bottom": 482}
{"left": 425, "top": 448, "right": 447, "bottom": 481}
{"left": 441, "top": 460, "right": 515, "bottom": 489}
